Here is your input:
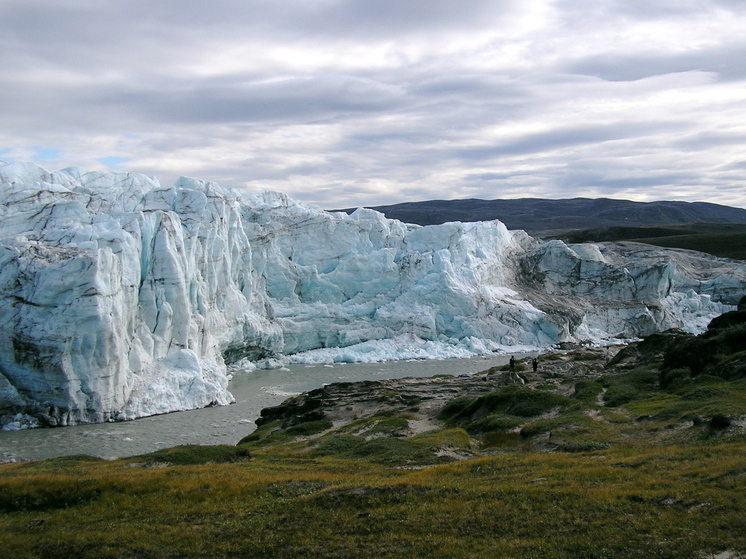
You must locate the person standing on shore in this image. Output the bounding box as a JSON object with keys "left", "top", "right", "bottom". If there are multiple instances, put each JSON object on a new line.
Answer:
{"left": 532, "top": 358, "right": 538, "bottom": 373}
{"left": 509, "top": 356, "right": 516, "bottom": 372}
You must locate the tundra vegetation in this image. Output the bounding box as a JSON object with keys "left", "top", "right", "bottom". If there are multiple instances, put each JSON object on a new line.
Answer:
{"left": 1, "top": 302, "right": 745, "bottom": 558}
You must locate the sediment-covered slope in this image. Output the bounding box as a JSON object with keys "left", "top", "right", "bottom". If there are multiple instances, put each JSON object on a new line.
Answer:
{"left": 1, "top": 162, "right": 744, "bottom": 427}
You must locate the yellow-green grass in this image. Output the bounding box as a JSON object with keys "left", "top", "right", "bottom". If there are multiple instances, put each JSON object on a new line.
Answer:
{"left": 1, "top": 441, "right": 744, "bottom": 558}
{"left": 1, "top": 368, "right": 745, "bottom": 558}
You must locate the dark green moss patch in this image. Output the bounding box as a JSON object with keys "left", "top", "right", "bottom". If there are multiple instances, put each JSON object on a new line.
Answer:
{"left": 464, "top": 414, "right": 523, "bottom": 435}
{"left": 285, "top": 419, "right": 333, "bottom": 437}
{"left": 572, "top": 380, "right": 604, "bottom": 402}
{"left": 438, "top": 396, "right": 476, "bottom": 421}
{"left": 600, "top": 366, "right": 661, "bottom": 406}
{"left": 127, "top": 444, "right": 251, "bottom": 466}
{"left": 455, "top": 385, "right": 576, "bottom": 420}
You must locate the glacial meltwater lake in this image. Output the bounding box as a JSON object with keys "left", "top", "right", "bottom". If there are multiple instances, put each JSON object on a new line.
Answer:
{"left": 0, "top": 354, "right": 515, "bottom": 463}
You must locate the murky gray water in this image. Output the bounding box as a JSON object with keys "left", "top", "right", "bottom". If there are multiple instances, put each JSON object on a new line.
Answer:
{"left": 0, "top": 354, "right": 513, "bottom": 463}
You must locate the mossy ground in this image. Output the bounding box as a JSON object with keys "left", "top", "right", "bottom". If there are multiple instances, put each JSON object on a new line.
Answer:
{"left": 1, "top": 441, "right": 744, "bottom": 558}
{"left": 1, "top": 350, "right": 745, "bottom": 558}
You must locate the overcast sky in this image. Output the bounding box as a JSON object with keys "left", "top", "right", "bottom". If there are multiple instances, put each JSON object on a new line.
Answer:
{"left": 2, "top": 0, "right": 745, "bottom": 209}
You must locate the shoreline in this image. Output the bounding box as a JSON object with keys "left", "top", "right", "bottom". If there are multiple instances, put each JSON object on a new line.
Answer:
{"left": 0, "top": 350, "right": 541, "bottom": 463}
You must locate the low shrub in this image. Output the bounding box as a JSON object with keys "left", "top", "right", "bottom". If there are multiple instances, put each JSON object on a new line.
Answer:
{"left": 237, "top": 420, "right": 280, "bottom": 445}
{"left": 238, "top": 432, "right": 262, "bottom": 444}
{"left": 411, "top": 428, "right": 471, "bottom": 449}
{"left": 520, "top": 420, "right": 554, "bottom": 439}
{"left": 0, "top": 478, "right": 112, "bottom": 513}
{"left": 41, "top": 454, "right": 104, "bottom": 464}
{"left": 438, "top": 397, "right": 476, "bottom": 421}
{"left": 573, "top": 380, "right": 603, "bottom": 402}
{"left": 311, "top": 434, "right": 440, "bottom": 465}
{"left": 480, "top": 432, "right": 522, "bottom": 448}
{"left": 519, "top": 413, "right": 597, "bottom": 439}
{"left": 660, "top": 367, "right": 693, "bottom": 390}
{"left": 311, "top": 435, "right": 364, "bottom": 456}
{"left": 285, "top": 419, "right": 333, "bottom": 437}
{"left": 677, "top": 385, "right": 729, "bottom": 401}
{"left": 603, "top": 384, "right": 641, "bottom": 407}
{"left": 464, "top": 414, "right": 523, "bottom": 435}
{"left": 348, "top": 438, "right": 425, "bottom": 461}
{"left": 363, "top": 417, "right": 409, "bottom": 436}
{"left": 601, "top": 367, "right": 661, "bottom": 406}
{"left": 128, "top": 444, "right": 251, "bottom": 466}
{"left": 558, "top": 441, "right": 610, "bottom": 453}
{"left": 454, "top": 385, "right": 575, "bottom": 422}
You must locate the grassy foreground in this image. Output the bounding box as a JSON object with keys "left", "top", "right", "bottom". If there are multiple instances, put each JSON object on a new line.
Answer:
{"left": 0, "top": 439, "right": 744, "bottom": 558}
{"left": 2, "top": 312, "right": 745, "bottom": 558}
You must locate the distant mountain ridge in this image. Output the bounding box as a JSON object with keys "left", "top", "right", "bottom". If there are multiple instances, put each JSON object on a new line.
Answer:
{"left": 335, "top": 198, "right": 746, "bottom": 235}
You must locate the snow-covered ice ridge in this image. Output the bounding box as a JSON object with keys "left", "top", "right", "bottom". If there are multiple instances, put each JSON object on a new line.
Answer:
{"left": 1, "top": 161, "right": 744, "bottom": 427}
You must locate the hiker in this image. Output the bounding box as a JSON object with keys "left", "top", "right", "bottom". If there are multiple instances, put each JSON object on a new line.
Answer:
{"left": 532, "top": 357, "right": 538, "bottom": 373}
{"left": 509, "top": 355, "right": 516, "bottom": 372}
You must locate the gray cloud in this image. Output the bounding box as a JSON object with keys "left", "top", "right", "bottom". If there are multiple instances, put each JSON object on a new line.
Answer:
{"left": 109, "top": 75, "right": 407, "bottom": 125}
{"left": 1, "top": 0, "right": 745, "bottom": 210}
{"left": 452, "top": 121, "right": 685, "bottom": 161}
{"left": 566, "top": 44, "right": 746, "bottom": 83}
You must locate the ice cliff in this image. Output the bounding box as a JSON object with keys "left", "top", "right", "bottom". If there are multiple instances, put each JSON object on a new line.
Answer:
{"left": 1, "top": 162, "right": 744, "bottom": 427}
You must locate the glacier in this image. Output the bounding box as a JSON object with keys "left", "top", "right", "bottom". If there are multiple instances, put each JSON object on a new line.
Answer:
{"left": 0, "top": 161, "right": 744, "bottom": 427}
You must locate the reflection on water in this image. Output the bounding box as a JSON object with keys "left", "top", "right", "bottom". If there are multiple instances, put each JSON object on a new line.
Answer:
{"left": 0, "top": 354, "right": 513, "bottom": 463}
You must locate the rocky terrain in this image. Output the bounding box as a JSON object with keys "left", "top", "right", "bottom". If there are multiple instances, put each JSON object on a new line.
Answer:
{"left": 246, "top": 347, "right": 624, "bottom": 458}
{"left": 244, "top": 297, "right": 746, "bottom": 459}
{"left": 253, "top": 349, "right": 613, "bottom": 434}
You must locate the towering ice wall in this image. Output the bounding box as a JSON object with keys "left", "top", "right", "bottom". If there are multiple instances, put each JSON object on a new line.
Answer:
{"left": 1, "top": 162, "right": 744, "bottom": 426}
{"left": 0, "top": 163, "right": 280, "bottom": 425}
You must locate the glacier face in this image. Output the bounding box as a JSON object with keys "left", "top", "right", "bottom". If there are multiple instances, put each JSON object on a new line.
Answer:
{"left": 1, "top": 161, "right": 744, "bottom": 427}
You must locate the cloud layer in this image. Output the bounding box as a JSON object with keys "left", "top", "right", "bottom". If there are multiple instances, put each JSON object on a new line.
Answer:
{"left": 2, "top": 0, "right": 745, "bottom": 209}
